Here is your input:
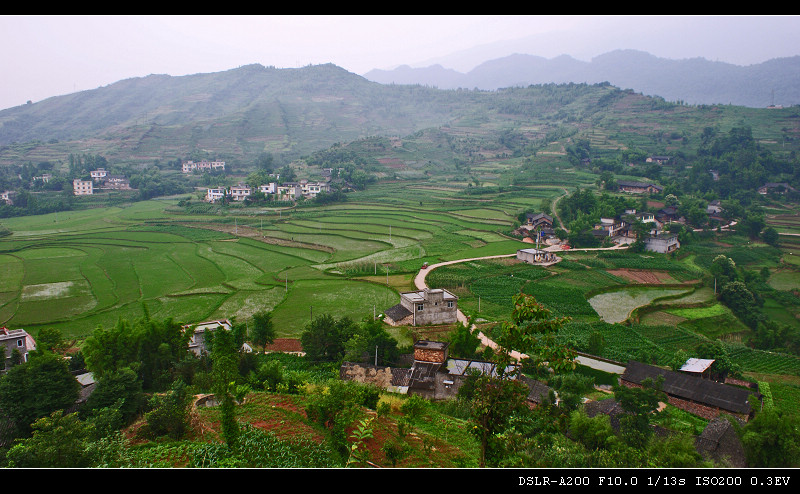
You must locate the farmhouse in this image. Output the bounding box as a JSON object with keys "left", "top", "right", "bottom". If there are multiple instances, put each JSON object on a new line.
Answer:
{"left": 516, "top": 248, "right": 558, "bottom": 264}
{"left": 90, "top": 168, "right": 107, "bottom": 181}
{"left": 340, "top": 339, "right": 550, "bottom": 404}
{"left": 0, "top": 327, "right": 35, "bottom": 368}
{"left": 383, "top": 288, "right": 458, "bottom": 326}
{"left": 679, "top": 358, "right": 716, "bottom": 380}
{"left": 182, "top": 160, "right": 226, "bottom": 173}
{"left": 229, "top": 184, "right": 252, "bottom": 202}
{"left": 72, "top": 179, "right": 93, "bottom": 195}
{"left": 620, "top": 360, "right": 756, "bottom": 421}
{"left": 644, "top": 232, "right": 680, "bottom": 254}
{"left": 299, "top": 180, "right": 331, "bottom": 198}
{"left": 0, "top": 191, "right": 15, "bottom": 205}
{"left": 617, "top": 180, "right": 663, "bottom": 194}
{"left": 184, "top": 319, "right": 232, "bottom": 356}
{"left": 206, "top": 187, "right": 227, "bottom": 203}
{"left": 757, "top": 182, "right": 796, "bottom": 195}
{"left": 101, "top": 176, "right": 132, "bottom": 190}
{"left": 646, "top": 155, "right": 672, "bottom": 165}
{"left": 523, "top": 212, "right": 553, "bottom": 230}
{"left": 276, "top": 183, "right": 302, "bottom": 201}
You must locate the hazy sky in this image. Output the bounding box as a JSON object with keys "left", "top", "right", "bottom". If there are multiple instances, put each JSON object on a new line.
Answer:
{"left": 2, "top": 15, "right": 799, "bottom": 111}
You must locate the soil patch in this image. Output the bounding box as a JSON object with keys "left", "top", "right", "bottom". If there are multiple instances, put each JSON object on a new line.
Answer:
{"left": 607, "top": 269, "right": 675, "bottom": 284}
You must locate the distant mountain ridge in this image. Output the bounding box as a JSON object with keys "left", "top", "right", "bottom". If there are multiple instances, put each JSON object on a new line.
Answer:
{"left": 364, "top": 50, "right": 800, "bottom": 108}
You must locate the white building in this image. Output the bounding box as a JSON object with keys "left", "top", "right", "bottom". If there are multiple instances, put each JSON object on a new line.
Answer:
{"left": 73, "top": 179, "right": 93, "bottom": 195}
{"left": 229, "top": 184, "right": 252, "bottom": 202}
{"left": 182, "top": 160, "right": 226, "bottom": 173}
{"left": 90, "top": 168, "right": 108, "bottom": 181}
{"left": 184, "top": 320, "right": 232, "bottom": 356}
{"left": 206, "top": 187, "right": 227, "bottom": 203}
{"left": 0, "top": 327, "right": 35, "bottom": 368}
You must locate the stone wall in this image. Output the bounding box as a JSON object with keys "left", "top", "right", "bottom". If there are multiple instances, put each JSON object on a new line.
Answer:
{"left": 340, "top": 362, "right": 395, "bottom": 388}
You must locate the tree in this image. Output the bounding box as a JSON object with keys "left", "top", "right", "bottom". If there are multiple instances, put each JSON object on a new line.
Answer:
{"left": 0, "top": 352, "right": 80, "bottom": 440}
{"left": 710, "top": 255, "right": 738, "bottom": 286}
{"left": 212, "top": 327, "right": 241, "bottom": 451}
{"left": 493, "top": 293, "right": 575, "bottom": 375}
{"left": 250, "top": 310, "right": 276, "bottom": 351}
{"left": 300, "top": 314, "right": 356, "bottom": 363}
{"left": 35, "top": 327, "right": 66, "bottom": 354}
{"left": 740, "top": 408, "right": 800, "bottom": 467}
{"left": 343, "top": 317, "right": 399, "bottom": 366}
{"left": 145, "top": 379, "right": 192, "bottom": 440}
{"left": 82, "top": 366, "right": 145, "bottom": 425}
{"left": 613, "top": 376, "right": 666, "bottom": 448}
{"left": 448, "top": 317, "right": 481, "bottom": 359}
{"left": 5, "top": 410, "right": 93, "bottom": 468}
{"left": 762, "top": 227, "right": 780, "bottom": 246}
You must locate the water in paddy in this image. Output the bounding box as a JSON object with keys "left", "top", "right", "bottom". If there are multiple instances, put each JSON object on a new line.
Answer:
{"left": 588, "top": 287, "right": 690, "bottom": 324}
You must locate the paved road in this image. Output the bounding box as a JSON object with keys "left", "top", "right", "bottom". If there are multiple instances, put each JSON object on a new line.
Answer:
{"left": 414, "top": 252, "right": 627, "bottom": 375}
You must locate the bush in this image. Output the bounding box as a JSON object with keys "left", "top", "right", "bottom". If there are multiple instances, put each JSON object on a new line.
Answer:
{"left": 144, "top": 380, "right": 191, "bottom": 440}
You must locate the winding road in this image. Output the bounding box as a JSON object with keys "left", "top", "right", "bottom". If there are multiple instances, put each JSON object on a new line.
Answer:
{"left": 414, "top": 252, "right": 627, "bottom": 375}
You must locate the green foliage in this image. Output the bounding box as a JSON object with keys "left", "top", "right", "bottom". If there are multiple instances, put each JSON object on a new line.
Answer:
{"left": 5, "top": 411, "right": 93, "bottom": 468}
{"left": 211, "top": 327, "right": 242, "bottom": 451}
{"left": 82, "top": 367, "right": 145, "bottom": 425}
{"left": 343, "top": 317, "right": 399, "bottom": 366}
{"left": 0, "top": 351, "right": 80, "bottom": 441}
{"left": 189, "top": 424, "right": 340, "bottom": 468}
{"left": 249, "top": 310, "right": 275, "bottom": 350}
{"left": 300, "top": 314, "right": 357, "bottom": 363}
{"left": 613, "top": 376, "right": 667, "bottom": 448}
{"left": 144, "top": 380, "right": 192, "bottom": 440}
{"left": 740, "top": 408, "right": 800, "bottom": 467}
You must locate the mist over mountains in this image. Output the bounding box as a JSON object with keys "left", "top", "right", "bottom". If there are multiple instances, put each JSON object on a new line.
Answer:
{"left": 364, "top": 49, "right": 800, "bottom": 108}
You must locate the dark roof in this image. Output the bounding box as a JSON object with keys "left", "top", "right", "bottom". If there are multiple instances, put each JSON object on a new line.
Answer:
{"left": 384, "top": 303, "right": 412, "bottom": 321}
{"left": 618, "top": 180, "right": 663, "bottom": 190}
{"left": 519, "top": 376, "right": 553, "bottom": 404}
{"left": 407, "top": 361, "right": 443, "bottom": 390}
{"left": 621, "top": 360, "right": 753, "bottom": 414}
{"left": 695, "top": 416, "right": 747, "bottom": 467}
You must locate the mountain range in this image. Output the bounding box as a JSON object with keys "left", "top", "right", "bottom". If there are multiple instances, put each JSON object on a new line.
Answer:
{"left": 364, "top": 49, "right": 800, "bottom": 108}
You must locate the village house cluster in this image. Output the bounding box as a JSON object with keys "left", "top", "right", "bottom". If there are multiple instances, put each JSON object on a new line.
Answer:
{"left": 181, "top": 160, "right": 226, "bottom": 173}
{"left": 72, "top": 168, "right": 131, "bottom": 196}
{"left": 205, "top": 179, "right": 332, "bottom": 203}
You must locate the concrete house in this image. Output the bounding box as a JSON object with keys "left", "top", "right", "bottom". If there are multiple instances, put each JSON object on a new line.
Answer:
{"left": 516, "top": 248, "right": 558, "bottom": 264}
{"left": 617, "top": 181, "right": 663, "bottom": 194}
{"left": 206, "top": 187, "right": 227, "bottom": 203}
{"left": 72, "top": 179, "right": 93, "bottom": 195}
{"left": 0, "top": 191, "right": 15, "bottom": 205}
{"left": 0, "top": 327, "right": 35, "bottom": 369}
{"left": 229, "top": 184, "right": 252, "bottom": 202}
{"left": 182, "top": 160, "right": 226, "bottom": 173}
{"left": 384, "top": 288, "right": 458, "bottom": 326}
{"left": 184, "top": 320, "right": 232, "bottom": 356}
{"left": 90, "top": 168, "right": 107, "bottom": 181}
{"left": 644, "top": 232, "right": 680, "bottom": 254}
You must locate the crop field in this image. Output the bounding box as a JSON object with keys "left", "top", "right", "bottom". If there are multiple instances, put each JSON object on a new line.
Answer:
{"left": 0, "top": 186, "right": 560, "bottom": 339}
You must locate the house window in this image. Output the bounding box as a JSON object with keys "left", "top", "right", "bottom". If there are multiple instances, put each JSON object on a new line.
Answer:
{"left": 447, "top": 301, "right": 454, "bottom": 308}
{"left": 417, "top": 304, "right": 424, "bottom": 311}
{"left": 16, "top": 339, "right": 22, "bottom": 347}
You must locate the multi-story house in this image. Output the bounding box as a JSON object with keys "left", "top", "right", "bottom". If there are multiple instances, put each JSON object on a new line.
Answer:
{"left": 182, "top": 160, "right": 226, "bottom": 173}
{"left": 73, "top": 179, "right": 93, "bottom": 195}
{"left": 206, "top": 187, "right": 227, "bottom": 203}
{"left": 0, "top": 327, "right": 35, "bottom": 369}
{"left": 229, "top": 184, "right": 252, "bottom": 202}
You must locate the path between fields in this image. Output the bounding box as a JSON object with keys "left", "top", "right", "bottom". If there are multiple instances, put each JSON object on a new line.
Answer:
{"left": 413, "top": 250, "right": 627, "bottom": 375}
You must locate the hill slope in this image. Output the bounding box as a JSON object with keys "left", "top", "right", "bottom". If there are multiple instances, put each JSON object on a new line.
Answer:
{"left": 365, "top": 50, "right": 800, "bottom": 108}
